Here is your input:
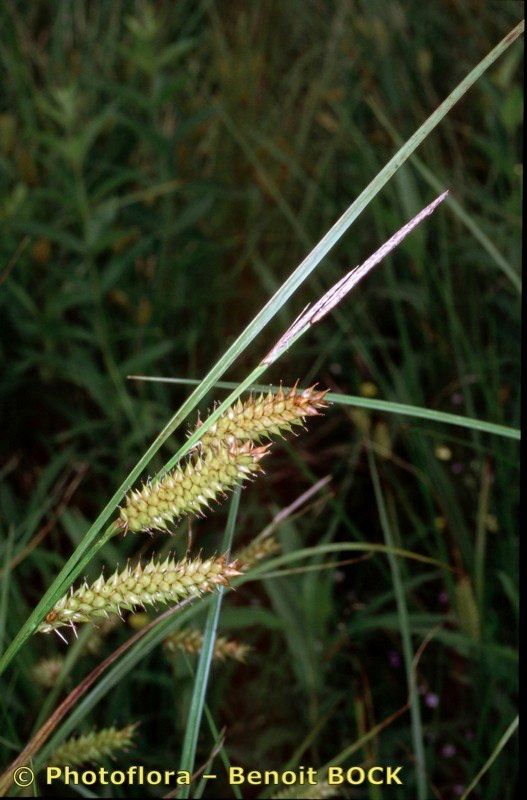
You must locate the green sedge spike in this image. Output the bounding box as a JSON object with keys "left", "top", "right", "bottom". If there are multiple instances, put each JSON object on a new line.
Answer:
{"left": 164, "top": 628, "right": 251, "bottom": 662}
{"left": 271, "top": 781, "right": 339, "bottom": 799}
{"left": 31, "top": 656, "right": 65, "bottom": 688}
{"left": 193, "top": 383, "right": 329, "bottom": 450}
{"left": 48, "top": 724, "right": 137, "bottom": 768}
{"left": 235, "top": 534, "right": 281, "bottom": 568}
{"left": 119, "top": 441, "right": 269, "bottom": 533}
{"left": 38, "top": 555, "right": 241, "bottom": 634}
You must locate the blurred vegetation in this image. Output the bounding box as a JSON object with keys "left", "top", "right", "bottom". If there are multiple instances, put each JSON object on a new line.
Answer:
{"left": 0, "top": 1, "right": 521, "bottom": 798}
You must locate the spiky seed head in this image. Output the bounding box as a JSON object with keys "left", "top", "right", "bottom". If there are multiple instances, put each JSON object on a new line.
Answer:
{"left": 31, "top": 656, "right": 65, "bottom": 688}
{"left": 38, "top": 555, "right": 242, "bottom": 634}
{"left": 119, "top": 442, "right": 269, "bottom": 534}
{"left": 164, "top": 628, "right": 251, "bottom": 662}
{"left": 271, "top": 781, "right": 339, "bottom": 799}
{"left": 194, "top": 384, "right": 329, "bottom": 451}
{"left": 48, "top": 724, "right": 138, "bottom": 768}
{"left": 128, "top": 611, "right": 150, "bottom": 630}
{"left": 235, "top": 534, "right": 281, "bottom": 568}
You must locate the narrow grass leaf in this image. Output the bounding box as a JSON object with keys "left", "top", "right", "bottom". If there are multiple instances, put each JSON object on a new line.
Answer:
{"left": 178, "top": 486, "right": 242, "bottom": 798}
{"left": 129, "top": 378, "right": 521, "bottom": 442}
{"left": 460, "top": 716, "right": 518, "bottom": 800}
{"left": 367, "top": 449, "right": 427, "bottom": 800}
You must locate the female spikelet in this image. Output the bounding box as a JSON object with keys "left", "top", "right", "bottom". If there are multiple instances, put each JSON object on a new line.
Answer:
{"left": 39, "top": 554, "right": 240, "bottom": 634}
{"left": 119, "top": 383, "right": 328, "bottom": 535}
{"left": 119, "top": 441, "right": 269, "bottom": 533}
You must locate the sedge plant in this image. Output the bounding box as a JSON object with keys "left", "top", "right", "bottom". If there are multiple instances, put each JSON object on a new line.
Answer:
{"left": 0, "top": 20, "right": 522, "bottom": 800}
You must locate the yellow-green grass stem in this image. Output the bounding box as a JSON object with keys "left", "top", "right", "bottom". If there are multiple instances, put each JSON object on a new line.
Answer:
{"left": 459, "top": 715, "right": 518, "bottom": 800}
{"left": 368, "top": 449, "right": 427, "bottom": 800}
{"left": 178, "top": 486, "right": 242, "bottom": 798}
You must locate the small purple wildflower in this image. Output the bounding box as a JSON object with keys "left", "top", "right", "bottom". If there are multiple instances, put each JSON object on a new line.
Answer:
{"left": 425, "top": 692, "right": 439, "bottom": 708}
{"left": 388, "top": 650, "right": 401, "bottom": 668}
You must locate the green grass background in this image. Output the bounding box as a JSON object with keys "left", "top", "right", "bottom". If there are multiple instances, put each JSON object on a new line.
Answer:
{"left": 0, "top": 1, "right": 521, "bottom": 798}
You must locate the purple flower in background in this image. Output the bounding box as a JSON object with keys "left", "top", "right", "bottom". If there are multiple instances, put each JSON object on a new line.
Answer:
{"left": 451, "top": 462, "right": 464, "bottom": 475}
{"left": 388, "top": 650, "right": 401, "bottom": 668}
{"left": 453, "top": 785, "right": 464, "bottom": 797}
{"left": 438, "top": 590, "right": 449, "bottom": 606}
{"left": 451, "top": 392, "right": 464, "bottom": 406}
{"left": 425, "top": 692, "right": 439, "bottom": 708}
{"left": 442, "top": 743, "right": 457, "bottom": 758}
